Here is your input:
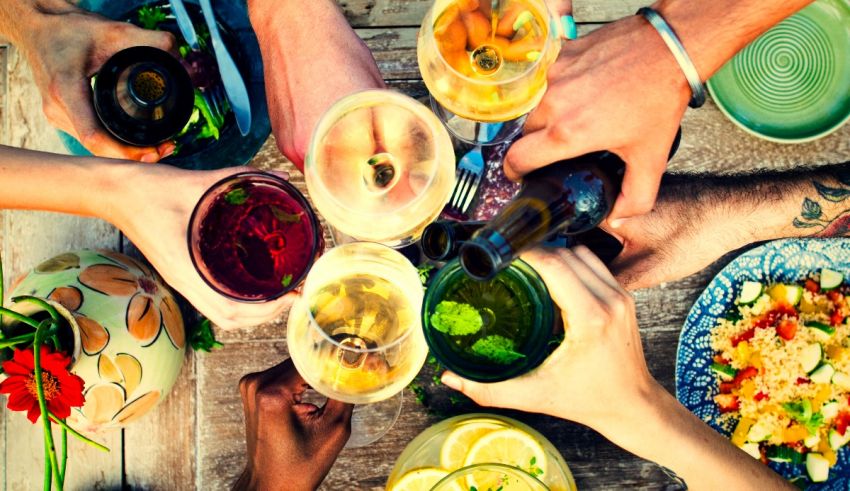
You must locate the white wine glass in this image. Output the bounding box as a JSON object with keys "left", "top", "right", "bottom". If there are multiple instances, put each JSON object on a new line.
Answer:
{"left": 286, "top": 242, "right": 427, "bottom": 447}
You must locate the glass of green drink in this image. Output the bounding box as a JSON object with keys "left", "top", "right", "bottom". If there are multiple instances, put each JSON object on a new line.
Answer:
{"left": 421, "top": 258, "right": 555, "bottom": 382}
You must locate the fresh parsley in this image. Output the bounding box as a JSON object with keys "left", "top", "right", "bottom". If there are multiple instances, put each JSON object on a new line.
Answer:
{"left": 190, "top": 318, "right": 223, "bottom": 353}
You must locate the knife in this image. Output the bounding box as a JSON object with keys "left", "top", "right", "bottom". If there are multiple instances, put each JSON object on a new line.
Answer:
{"left": 169, "top": 0, "right": 199, "bottom": 50}
{"left": 197, "top": 0, "right": 252, "bottom": 136}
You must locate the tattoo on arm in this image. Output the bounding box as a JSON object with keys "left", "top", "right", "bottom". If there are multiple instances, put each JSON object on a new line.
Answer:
{"left": 793, "top": 168, "right": 850, "bottom": 237}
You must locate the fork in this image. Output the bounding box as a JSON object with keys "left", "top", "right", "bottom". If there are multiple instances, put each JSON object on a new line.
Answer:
{"left": 444, "top": 123, "right": 503, "bottom": 216}
{"left": 205, "top": 83, "right": 230, "bottom": 127}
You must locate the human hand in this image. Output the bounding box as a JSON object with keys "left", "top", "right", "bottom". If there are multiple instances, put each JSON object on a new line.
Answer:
{"left": 11, "top": 0, "right": 176, "bottom": 161}
{"left": 504, "top": 15, "right": 689, "bottom": 223}
{"left": 248, "top": 0, "right": 384, "bottom": 171}
{"left": 441, "top": 246, "right": 659, "bottom": 430}
{"left": 107, "top": 164, "right": 299, "bottom": 330}
{"left": 235, "top": 358, "right": 352, "bottom": 491}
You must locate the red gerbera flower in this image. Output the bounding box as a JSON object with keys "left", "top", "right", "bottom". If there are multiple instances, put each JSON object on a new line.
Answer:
{"left": 0, "top": 347, "right": 86, "bottom": 423}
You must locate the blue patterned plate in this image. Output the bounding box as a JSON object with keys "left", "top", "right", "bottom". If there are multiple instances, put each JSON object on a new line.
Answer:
{"left": 676, "top": 238, "right": 850, "bottom": 489}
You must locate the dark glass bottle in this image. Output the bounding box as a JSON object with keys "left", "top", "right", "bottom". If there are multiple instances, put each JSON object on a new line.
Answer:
{"left": 459, "top": 151, "right": 625, "bottom": 280}
{"left": 93, "top": 46, "right": 195, "bottom": 146}
{"left": 421, "top": 220, "right": 486, "bottom": 261}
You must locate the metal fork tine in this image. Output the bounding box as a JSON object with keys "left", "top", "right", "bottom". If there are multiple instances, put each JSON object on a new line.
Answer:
{"left": 459, "top": 172, "right": 482, "bottom": 213}
{"left": 448, "top": 169, "right": 471, "bottom": 209}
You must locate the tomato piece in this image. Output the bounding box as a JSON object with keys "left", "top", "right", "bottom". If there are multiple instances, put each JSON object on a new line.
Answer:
{"left": 715, "top": 394, "right": 740, "bottom": 413}
{"left": 732, "top": 328, "right": 756, "bottom": 347}
{"left": 714, "top": 354, "right": 728, "bottom": 364}
{"left": 776, "top": 319, "right": 797, "bottom": 340}
{"left": 836, "top": 412, "right": 850, "bottom": 436}
{"left": 733, "top": 366, "right": 759, "bottom": 386}
{"left": 805, "top": 279, "right": 820, "bottom": 293}
{"left": 719, "top": 382, "right": 736, "bottom": 394}
{"left": 828, "top": 290, "right": 844, "bottom": 303}
{"left": 796, "top": 377, "right": 810, "bottom": 385}
{"left": 831, "top": 310, "right": 845, "bottom": 327}
{"left": 754, "top": 391, "right": 769, "bottom": 402}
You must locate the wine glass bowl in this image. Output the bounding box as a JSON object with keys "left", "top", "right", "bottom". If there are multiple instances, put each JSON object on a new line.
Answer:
{"left": 305, "top": 90, "right": 456, "bottom": 247}
{"left": 286, "top": 242, "right": 427, "bottom": 404}
{"left": 418, "top": 0, "right": 561, "bottom": 144}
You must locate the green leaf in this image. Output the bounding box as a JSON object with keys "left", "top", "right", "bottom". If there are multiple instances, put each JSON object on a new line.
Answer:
{"left": 813, "top": 181, "right": 850, "bottom": 202}
{"left": 417, "top": 264, "right": 435, "bottom": 287}
{"left": 431, "top": 301, "right": 483, "bottom": 336}
{"left": 801, "top": 198, "right": 823, "bottom": 220}
{"left": 137, "top": 5, "right": 167, "bottom": 30}
{"left": 271, "top": 206, "right": 303, "bottom": 224}
{"left": 281, "top": 274, "right": 293, "bottom": 288}
{"left": 530, "top": 457, "right": 536, "bottom": 466}
{"left": 805, "top": 412, "right": 825, "bottom": 435}
{"left": 224, "top": 188, "right": 249, "bottom": 205}
{"left": 792, "top": 218, "right": 819, "bottom": 229}
{"left": 190, "top": 318, "right": 224, "bottom": 353}
{"left": 470, "top": 335, "right": 526, "bottom": 365}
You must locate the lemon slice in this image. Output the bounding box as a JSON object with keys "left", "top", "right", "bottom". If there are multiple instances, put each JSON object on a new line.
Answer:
{"left": 389, "top": 468, "right": 462, "bottom": 491}
{"left": 440, "top": 419, "right": 503, "bottom": 470}
{"left": 463, "top": 429, "right": 547, "bottom": 491}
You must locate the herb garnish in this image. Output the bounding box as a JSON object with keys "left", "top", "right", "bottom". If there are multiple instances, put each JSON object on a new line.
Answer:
{"left": 281, "top": 274, "right": 293, "bottom": 288}
{"left": 271, "top": 206, "right": 303, "bottom": 223}
{"left": 224, "top": 188, "right": 249, "bottom": 205}
{"left": 138, "top": 5, "right": 167, "bottom": 30}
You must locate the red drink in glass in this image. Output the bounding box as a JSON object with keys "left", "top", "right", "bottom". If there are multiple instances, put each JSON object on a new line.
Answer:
{"left": 189, "top": 172, "right": 323, "bottom": 302}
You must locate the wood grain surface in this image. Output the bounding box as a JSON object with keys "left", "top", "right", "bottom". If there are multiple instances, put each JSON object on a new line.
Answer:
{"left": 1, "top": 0, "right": 850, "bottom": 489}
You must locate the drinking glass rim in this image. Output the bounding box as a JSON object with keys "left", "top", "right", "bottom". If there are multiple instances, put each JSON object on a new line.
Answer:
{"left": 421, "top": 0, "right": 560, "bottom": 87}
{"left": 304, "top": 89, "right": 454, "bottom": 228}
{"left": 434, "top": 463, "right": 550, "bottom": 490}
{"left": 297, "top": 242, "right": 423, "bottom": 354}
{"left": 186, "top": 171, "right": 322, "bottom": 304}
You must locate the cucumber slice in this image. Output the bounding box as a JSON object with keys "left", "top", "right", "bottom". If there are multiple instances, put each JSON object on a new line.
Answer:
{"left": 738, "top": 281, "right": 764, "bottom": 305}
{"left": 832, "top": 371, "right": 850, "bottom": 389}
{"left": 804, "top": 433, "right": 821, "bottom": 448}
{"left": 806, "top": 453, "right": 830, "bottom": 483}
{"left": 810, "top": 363, "right": 836, "bottom": 384}
{"left": 747, "top": 419, "right": 773, "bottom": 443}
{"left": 766, "top": 446, "right": 805, "bottom": 464}
{"left": 806, "top": 321, "right": 836, "bottom": 341}
{"left": 801, "top": 343, "right": 824, "bottom": 374}
{"left": 738, "top": 442, "right": 761, "bottom": 459}
{"left": 710, "top": 362, "right": 738, "bottom": 380}
{"left": 828, "top": 429, "right": 850, "bottom": 450}
{"left": 821, "top": 269, "right": 844, "bottom": 291}
{"left": 822, "top": 401, "right": 840, "bottom": 420}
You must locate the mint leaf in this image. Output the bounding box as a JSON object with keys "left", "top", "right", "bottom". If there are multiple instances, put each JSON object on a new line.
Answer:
{"left": 470, "top": 335, "right": 526, "bottom": 365}
{"left": 271, "top": 206, "right": 302, "bottom": 223}
{"left": 281, "top": 274, "right": 293, "bottom": 288}
{"left": 224, "top": 188, "right": 249, "bottom": 205}
{"left": 431, "top": 301, "right": 483, "bottom": 336}
{"left": 190, "top": 318, "right": 224, "bottom": 353}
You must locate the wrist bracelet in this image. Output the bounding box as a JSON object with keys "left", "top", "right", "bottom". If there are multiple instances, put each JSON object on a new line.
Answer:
{"left": 637, "top": 7, "right": 706, "bottom": 109}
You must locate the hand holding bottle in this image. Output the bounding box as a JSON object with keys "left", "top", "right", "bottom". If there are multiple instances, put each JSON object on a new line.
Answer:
{"left": 0, "top": 0, "right": 176, "bottom": 161}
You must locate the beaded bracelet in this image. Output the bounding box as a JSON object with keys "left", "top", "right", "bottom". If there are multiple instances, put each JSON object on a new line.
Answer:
{"left": 637, "top": 7, "right": 707, "bottom": 108}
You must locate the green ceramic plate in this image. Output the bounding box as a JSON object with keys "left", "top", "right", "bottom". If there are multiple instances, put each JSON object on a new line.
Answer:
{"left": 707, "top": 0, "right": 850, "bottom": 143}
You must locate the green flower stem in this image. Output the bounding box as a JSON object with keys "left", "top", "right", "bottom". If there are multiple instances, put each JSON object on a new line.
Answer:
{"left": 33, "top": 319, "right": 63, "bottom": 491}
{"left": 43, "top": 440, "right": 51, "bottom": 491}
{"left": 48, "top": 414, "right": 110, "bottom": 453}
{"left": 0, "top": 256, "right": 5, "bottom": 331}
{"left": 0, "top": 331, "right": 37, "bottom": 348}
{"left": 13, "top": 296, "right": 62, "bottom": 324}
{"left": 0, "top": 307, "right": 40, "bottom": 329}
{"left": 59, "top": 427, "right": 67, "bottom": 483}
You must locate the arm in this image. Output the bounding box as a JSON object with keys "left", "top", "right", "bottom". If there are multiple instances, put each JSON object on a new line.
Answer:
{"left": 247, "top": 0, "right": 384, "bottom": 171}
{"left": 441, "top": 247, "right": 792, "bottom": 490}
{"left": 0, "top": 145, "right": 295, "bottom": 330}
{"left": 0, "top": 0, "right": 175, "bottom": 161}
{"left": 609, "top": 161, "right": 850, "bottom": 290}
{"left": 505, "top": 0, "right": 814, "bottom": 222}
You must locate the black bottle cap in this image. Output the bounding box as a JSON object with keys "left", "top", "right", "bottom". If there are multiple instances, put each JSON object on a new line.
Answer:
{"left": 93, "top": 46, "right": 195, "bottom": 146}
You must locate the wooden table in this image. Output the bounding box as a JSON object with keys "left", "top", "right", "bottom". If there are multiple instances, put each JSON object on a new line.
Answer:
{"left": 1, "top": 1, "right": 849, "bottom": 489}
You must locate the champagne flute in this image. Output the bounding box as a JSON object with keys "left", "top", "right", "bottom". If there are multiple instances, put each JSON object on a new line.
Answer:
{"left": 305, "top": 90, "right": 455, "bottom": 247}
{"left": 286, "top": 242, "right": 427, "bottom": 447}
{"left": 418, "top": 0, "right": 561, "bottom": 145}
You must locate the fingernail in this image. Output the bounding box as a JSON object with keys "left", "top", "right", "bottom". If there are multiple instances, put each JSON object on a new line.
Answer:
{"left": 609, "top": 218, "right": 625, "bottom": 229}
{"left": 141, "top": 153, "right": 159, "bottom": 163}
{"left": 441, "top": 372, "right": 461, "bottom": 390}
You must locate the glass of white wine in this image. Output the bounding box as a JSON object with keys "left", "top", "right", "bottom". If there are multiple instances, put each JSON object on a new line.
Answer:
{"left": 305, "top": 90, "right": 455, "bottom": 248}
{"left": 286, "top": 242, "right": 427, "bottom": 447}
{"left": 418, "top": 0, "right": 561, "bottom": 145}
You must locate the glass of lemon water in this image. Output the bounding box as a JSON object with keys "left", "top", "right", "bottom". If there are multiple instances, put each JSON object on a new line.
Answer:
{"left": 286, "top": 242, "right": 427, "bottom": 447}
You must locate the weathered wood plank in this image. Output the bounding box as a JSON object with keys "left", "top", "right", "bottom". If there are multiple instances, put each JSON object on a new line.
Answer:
{"left": 120, "top": 240, "right": 197, "bottom": 491}
{"left": 340, "top": 0, "right": 643, "bottom": 27}
{"left": 1, "top": 45, "right": 123, "bottom": 491}
{"left": 0, "top": 42, "right": 8, "bottom": 488}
